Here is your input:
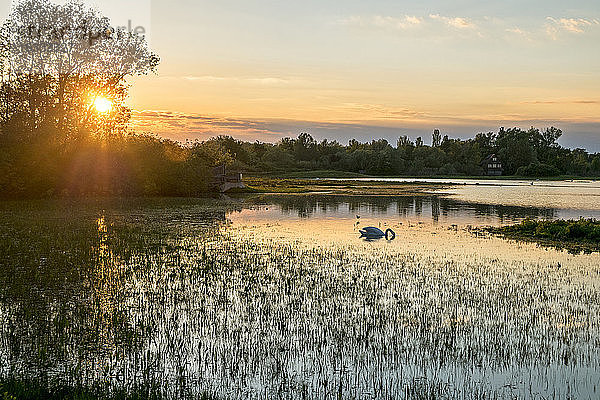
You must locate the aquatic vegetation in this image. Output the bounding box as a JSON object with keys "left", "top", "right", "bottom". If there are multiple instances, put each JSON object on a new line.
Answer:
{"left": 242, "top": 177, "right": 449, "bottom": 195}
{"left": 1, "top": 198, "right": 600, "bottom": 399}
{"left": 490, "top": 218, "right": 600, "bottom": 253}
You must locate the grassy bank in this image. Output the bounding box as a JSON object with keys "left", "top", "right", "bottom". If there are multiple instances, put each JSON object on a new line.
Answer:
{"left": 249, "top": 170, "right": 368, "bottom": 178}
{"left": 240, "top": 176, "right": 451, "bottom": 195}
{"left": 488, "top": 218, "right": 600, "bottom": 254}
{"left": 238, "top": 172, "right": 599, "bottom": 195}
{"left": 249, "top": 170, "right": 600, "bottom": 181}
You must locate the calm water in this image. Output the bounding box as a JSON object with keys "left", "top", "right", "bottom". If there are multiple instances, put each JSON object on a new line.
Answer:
{"left": 327, "top": 177, "right": 600, "bottom": 213}
{"left": 1, "top": 188, "right": 600, "bottom": 399}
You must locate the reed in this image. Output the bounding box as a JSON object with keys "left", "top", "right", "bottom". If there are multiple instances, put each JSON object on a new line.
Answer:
{"left": 1, "top": 199, "right": 599, "bottom": 399}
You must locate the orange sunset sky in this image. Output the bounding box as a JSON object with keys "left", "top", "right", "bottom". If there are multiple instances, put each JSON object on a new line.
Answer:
{"left": 6, "top": 0, "right": 599, "bottom": 150}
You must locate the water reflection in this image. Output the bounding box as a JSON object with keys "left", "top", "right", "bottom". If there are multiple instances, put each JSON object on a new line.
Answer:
{"left": 0, "top": 199, "right": 233, "bottom": 393}
{"left": 236, "top": 194, "right": 560, "bottom": 225}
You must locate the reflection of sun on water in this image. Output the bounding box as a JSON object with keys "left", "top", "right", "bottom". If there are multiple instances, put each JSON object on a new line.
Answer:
{"left": 92, "top": 96, "right": 112, "bottom": 113}
{"left": 94, "top": 215, "right": 119, "bottom": 350}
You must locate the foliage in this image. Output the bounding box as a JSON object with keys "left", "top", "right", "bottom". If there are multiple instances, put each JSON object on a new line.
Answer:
{"left": 516, "top": 162, "right": 561, "bottom": 177}
{"left": 222, "top": 126, "right": 599, "bottom": 179}
{"left": 490, "top": 218, "right": 600, "bottom": 253}
{"left": 0, "top": 0, "right": 159, "bottom": 139}
{"left": 0, "top": 130, "right": 236, "bottom": 197}
{"left": 5, "top": 124, "right": 600, "bottom": 198}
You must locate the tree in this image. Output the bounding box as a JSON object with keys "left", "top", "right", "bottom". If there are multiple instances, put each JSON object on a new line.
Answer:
{"left": 496, "top": 127, "right": 536, "bottom": 174}
{"left": 396, "top": 136, "right": 411, "bottom": 147}
{"left": 474, "top": 132, "right": 495, "bottom": 156}
{"left": 294, "top": 132, "right": 317, "bottom": 161}
{"left": 541, "top": 127, "right": 562, "bottom": 148}
{"left": 0, "top": 0, "right": 166, "bottom": 198}
{"left": 432, "top": 129, "right": 441, "bottom": 147}
{"left": 0, "top": 0, "right": 159, "bottom": 139}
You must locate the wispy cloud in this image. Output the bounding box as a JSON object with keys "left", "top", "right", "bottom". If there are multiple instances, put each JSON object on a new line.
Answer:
{"left": 428, "top": 14, "right": 476, "bottom": 30}
{"left": 521, "top": 99, "right": 600, "bottom": 105}
{"left": 545, "top": 17, "right": 600, "bottom": 39}
{"left": 340, "top": 13, "right": 480, "bottom": 37}
{"left": 129, "top": 109, "right": 600, "bottom": 152}
{"left": 339, "top": 15, "right": 423, "bottom": 31}
{"left": 341, "top": 13, "right": 600, "bottom": 42}
{"left": 130, "top": 110, "right": 313, "bottom": 143}
{"left": 180, "top": 75, "right": 297, "bottom": 86}
{"left": 130, "top": 106, "right": 600, "bottom": 141}
{"left": 505, "top": 27, "right": 531, "bottom": 37}
{"left": 335, "top": 103, "right": 430, "bottom": 120}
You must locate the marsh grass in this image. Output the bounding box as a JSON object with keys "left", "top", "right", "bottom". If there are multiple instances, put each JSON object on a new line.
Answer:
{"left": 242, "top": 177, "right": 448, "bottom": 196}
{"left": 489, "top": 218, "right": 600, "bottom": 254}
{"left": 1, "top": 199, "right": 600, "bottom": 399}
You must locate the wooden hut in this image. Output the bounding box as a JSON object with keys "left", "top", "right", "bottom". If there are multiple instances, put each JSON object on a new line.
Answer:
{"left": 211, "top": 164, "right": 245, "bottom": 192}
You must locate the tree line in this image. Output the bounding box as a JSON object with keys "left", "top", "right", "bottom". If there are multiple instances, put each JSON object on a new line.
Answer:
{"left": 212, "top": 128, "right": 600, "bottom": 178}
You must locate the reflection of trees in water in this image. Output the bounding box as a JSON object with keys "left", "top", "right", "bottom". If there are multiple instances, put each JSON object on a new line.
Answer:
{"left": 0, "top": 199, "right": 229, "bottom": 386}
{"left": 432, "top": 197, "right": 440, "bottom": 222}
{"left": 243, "top": 194, "right": 558, "bottom": 222}
{"left": 414, "top": 197, "right": 423, "bottom": 217}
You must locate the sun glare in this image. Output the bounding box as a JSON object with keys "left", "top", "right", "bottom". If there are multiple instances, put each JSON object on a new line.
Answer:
{"left": 93, "top": 96, "right": 112, "bottom": 113}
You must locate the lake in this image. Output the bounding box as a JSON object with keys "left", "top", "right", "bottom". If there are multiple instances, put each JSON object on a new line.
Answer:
{"left": 1, "top": 182, "right": 600, "bottom": 399}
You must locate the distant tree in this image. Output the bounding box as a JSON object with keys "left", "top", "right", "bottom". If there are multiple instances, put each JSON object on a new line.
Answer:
{"left": 474, "top": 132, "right": 495, "bottom": 156}
{"left": 397, "top": 135, "right": 413, "bottom": 148}
{"left": 190, "top": 140, "right": 234, "bottom": 168}
{"left": 571, "top": 150, "right": 589, "bottom": 175}
{"left": 432, "top": 129, "right": 441, "bottom": 147}
{"left": 591, "top": 156, "right": 600, "bottom": 174}
{"left": 262, "top": 146, "right": 294, "bottom": 169}
{"left": 294, "top": 132, "right": 317, "bottom": 161}
{"left": 210, "top": 135, "right": 249, "bottom": 164}
{"left": 496, "top": 127, "right": 536, "bottom": 174}
{"left": 541, "top": 127, "right": 562, "bottom": 148}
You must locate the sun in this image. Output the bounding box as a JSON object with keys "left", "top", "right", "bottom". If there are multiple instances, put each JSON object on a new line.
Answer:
{"left": 93, "top": 96, "right": 113, "bottom": 113}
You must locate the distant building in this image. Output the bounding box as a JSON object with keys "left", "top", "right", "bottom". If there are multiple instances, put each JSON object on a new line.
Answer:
{"left": 481, "top": 154, "right": 503, "bottom": 176}
{"left": 211, "top": 164, "right": 244, "bottom": 192}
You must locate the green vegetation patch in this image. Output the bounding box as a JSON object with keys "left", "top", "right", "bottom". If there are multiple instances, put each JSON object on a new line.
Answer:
{"left": 242, "top": 176, "right": 451, "bottom": 195}
{"left": 488, "top": 218, "right": 600, "bottom": 253}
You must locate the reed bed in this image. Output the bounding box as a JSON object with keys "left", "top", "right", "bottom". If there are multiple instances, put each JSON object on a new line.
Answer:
{"left": 1, "top": 200, "right": 600, "bottom": 399}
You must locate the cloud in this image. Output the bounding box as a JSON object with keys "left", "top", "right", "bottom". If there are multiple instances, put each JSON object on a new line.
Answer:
{"left": 336, "top": 103, "right": 430, "bottom": 120}
{"left": 340, "top": 13, "right": 484, "bottom": 38}
{"left": 545, "top": 17, "right": 600, "bottom": 39}
{"left": 339, "top": 15, "right": 423, "bottom": 31}
{"left": 180, "top": 75, "right": 295, "bottom": 86}
{"left": 341, "top": 13, "right": 600, "bottom": 42}
{"left": 341, "top": 14, "right": 478, "bottom": 32}
{"left": 428, "top": 14, "right": 476, "bottom": 30}
{"left": 130, "top": 110, "right": 295, "bottom": 142}
{"left": 128, "top": 109, "right": 600, "bottom": 151}
{"left": 505, "top": 27, "right": 531, "bottom": 38}
{"left": 521, "top": 100, "right": 600, "bottom": 105}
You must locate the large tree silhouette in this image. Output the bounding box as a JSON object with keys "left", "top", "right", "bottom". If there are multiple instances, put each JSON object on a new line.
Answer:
{"left": 0, "top": 0, "right": 159, "bottom": 140}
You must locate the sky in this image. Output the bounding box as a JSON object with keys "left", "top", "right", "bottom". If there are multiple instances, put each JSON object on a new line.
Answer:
{"left": 3, "top": 0, "right": 600, "bottom": 150}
